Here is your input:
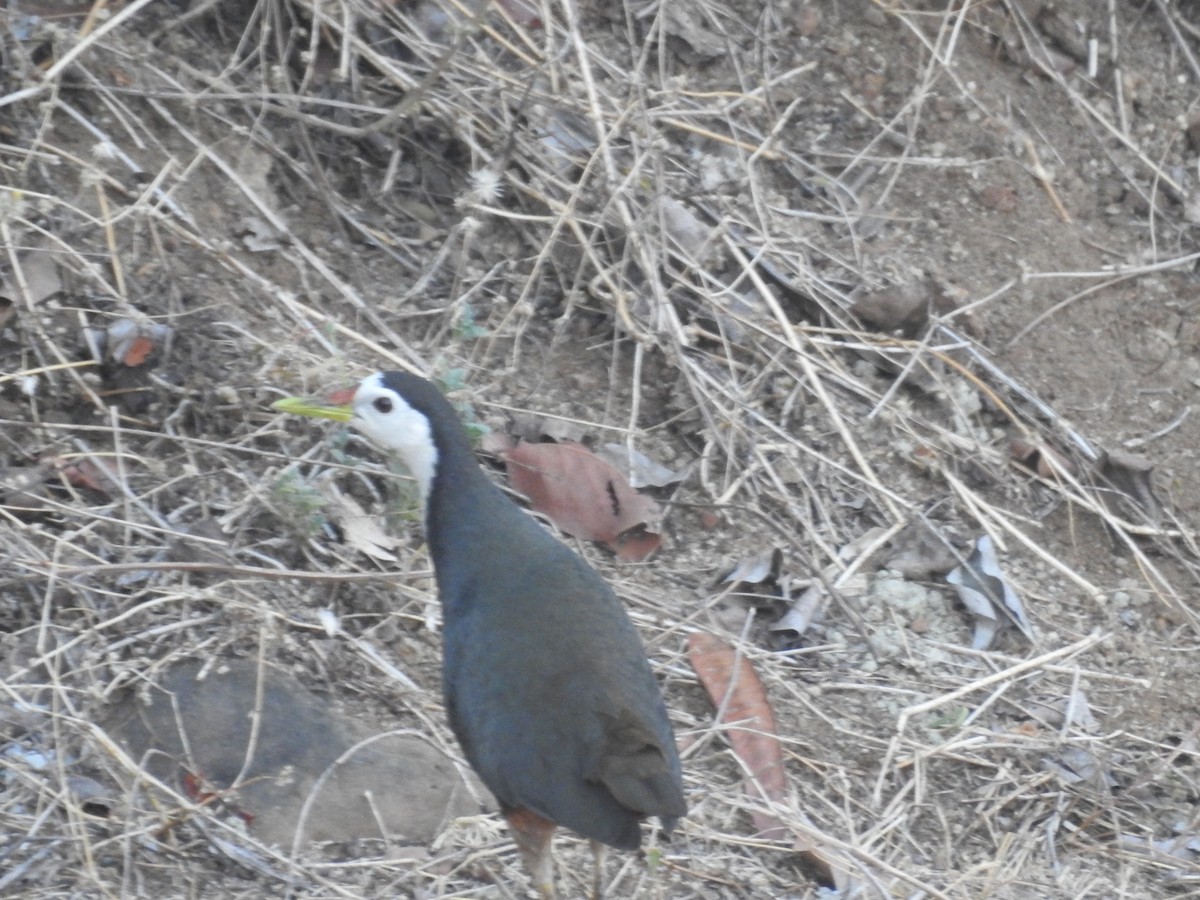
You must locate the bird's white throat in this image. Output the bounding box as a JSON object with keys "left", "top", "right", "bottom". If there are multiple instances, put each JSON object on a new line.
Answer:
{"left": 351, "top": 374, "right": 439, "bottom": 499}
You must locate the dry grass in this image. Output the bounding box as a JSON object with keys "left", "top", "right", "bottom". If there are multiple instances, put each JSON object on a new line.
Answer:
{"left": 2, "top": 1, "right": 1200, "bottom": 897}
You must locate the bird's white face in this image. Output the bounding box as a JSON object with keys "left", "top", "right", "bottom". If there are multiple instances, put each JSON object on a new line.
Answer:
{"left": 349, "top": 373, "right": 438, "bottom": 497}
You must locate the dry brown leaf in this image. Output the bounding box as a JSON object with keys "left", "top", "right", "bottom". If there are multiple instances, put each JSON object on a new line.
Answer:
{"left": 1096, "top": 449, "right": 1163, "bottom": 525}
{"left": 55, "top": 457, "right": 123, "bottom": 496}
{"left": 686, "top": 632, "right": 788, "bottom": 840}
{"left": 321, "top": 485, "right": 400, "bottom": 562}
{"left": 0, "top": 245, "right": 62, "bottom": 308}
{"left": 84, "top": 318, "right": 172, "bottom": 368}
{"left": 504, "top": 441, "right": 661, "bottom": 561}
{"left": 688, "top": 632, "right": 855, "bottom": 889}
{"left": 1011, "top": 437, "right": 1075, "bottom": 479}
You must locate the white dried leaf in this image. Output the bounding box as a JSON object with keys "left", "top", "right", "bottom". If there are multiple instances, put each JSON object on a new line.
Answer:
{"left": 769, "top": 534, "right": 873, "bottom": 637}
{"left": 657, "top": 0, "right": 724, "bottom": 58}
{"left": 1044, "top": 745, "right": 1116, "bottom": 789}
{"left": 84, "top": 317, "right": 172, "bottom": 365}
{"left": 947, "top": 534, "right": 1033, "bottom": 649}
{"left": 721, "top": 547, "right": 782, "bottom": 586}
{"left": 659, "top": 197, "right": 710, "bottom": 261}
{"left": 770, "top": 583, "right": 825, "bottom": 635}
{"left": 597, "top": 443, "right": 683, "bottom": 488}
{"left": 317, "top": 608, "right": 341, "bottom": 637}
{"left": 1, "top": 246, "right": 62, "bottom": 306}
{"left": 236, "top": 216, "right": 286, "bottom": 252}
{"left": 321, "top": 485, "right": 400, "bottom": 562}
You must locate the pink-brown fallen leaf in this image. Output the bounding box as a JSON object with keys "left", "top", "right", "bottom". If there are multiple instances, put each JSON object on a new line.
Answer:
{"left": 689, "top": 633, "right": 855, "bottom": 890}
{"left": 504, "top": 441, "right": 661, "bottom": 561}
{"left": 686, "top": 632, "right": 788, "bottom": 840}
{"left": 121, "top": 334, "right": 155, "bottom": 367}
{"left": 51, "top": 457, "right": 124, "bottom": 496}
{"left": 84, "top": 318, "right": 172, "bottom": 369}
{"left": 607, "top": 526, "right": 662, "bottom": 563}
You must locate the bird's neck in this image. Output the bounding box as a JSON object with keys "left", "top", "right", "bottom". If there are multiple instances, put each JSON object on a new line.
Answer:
{"left": 420, "top": 422, "right": 515, "bottom": 609}
{"left": 397, "top": 440, "right": 438, "bottom": 501}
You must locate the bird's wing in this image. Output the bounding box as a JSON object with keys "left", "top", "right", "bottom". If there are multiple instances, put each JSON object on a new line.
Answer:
{"left": 592, "top": 707, "right": 687, "bottom": 820}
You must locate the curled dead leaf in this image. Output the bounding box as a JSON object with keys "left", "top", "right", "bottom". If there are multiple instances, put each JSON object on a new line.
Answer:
{"left": 686, "top": 632, "right": 788, "bottom": 841}
{"left": 721, "top": 548, "right": 782, "bottom": 586}
{"left": 52, "top": 456, "right": 124, "bottom": 496}
{"left": 946, "top": 535, "right": 1033, "bottom": 650}
{"left": 1011, "top": 437, "right": 1075, "bottom": 479}
{"left": 84, "top": 318, "right": 172, "bottom": 368}
{"left": 1095, "top": 449, "right": 1162, "bottom": 526}
{"left": 319, "top": 481, "right": 400, "bottom": 562}
{"left": 504, "top": 441, "right": 662, "bottom": 561}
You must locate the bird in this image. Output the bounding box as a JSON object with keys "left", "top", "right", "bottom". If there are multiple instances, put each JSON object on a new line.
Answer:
{"left": 274, "top": 371, "right": 686, "bottom": 899}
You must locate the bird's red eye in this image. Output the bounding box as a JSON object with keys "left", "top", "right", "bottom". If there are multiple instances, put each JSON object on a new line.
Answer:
{"left": 373, "top": 396, "right": 393, "bottom": 414}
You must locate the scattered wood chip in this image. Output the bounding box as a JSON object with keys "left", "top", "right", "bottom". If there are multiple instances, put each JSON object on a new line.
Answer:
{"left": 1027, "top": 688, "right": 1099, "bottom": 732}
{"left": 770, "top": 582, "right": 826, "bottom": 638}
{"left": 1045, "top": 745, "right": 1117, "bottom": 790}
{"left": 770, "top": 528, "right": 880, "bottom": 638}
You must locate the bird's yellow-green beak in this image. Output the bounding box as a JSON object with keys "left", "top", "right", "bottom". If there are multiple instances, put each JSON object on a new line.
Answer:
{"left": 272, "top": 394, "right": 354, "bottom": 423}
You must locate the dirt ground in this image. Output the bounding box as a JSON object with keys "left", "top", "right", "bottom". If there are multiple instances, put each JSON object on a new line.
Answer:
{"left": 3, "top": 1, "right": 1200, "bottom": 897}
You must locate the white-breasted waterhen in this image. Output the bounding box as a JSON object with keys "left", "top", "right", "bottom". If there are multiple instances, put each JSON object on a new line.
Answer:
{"left": 275, "top": 371, "right": 685, "bottom": 899}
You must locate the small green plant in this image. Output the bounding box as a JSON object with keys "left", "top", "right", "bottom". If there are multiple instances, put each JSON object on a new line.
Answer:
{"left": 270, "top": 470, "right": 328, "bottom": 539}
{"left": 434, "top": 367, "right": 490, "bottom": 444}
{"left": 928, "top": 706, "right": 970, "bottom": 730}
{"left": 454, "top": 303, "right": 488, "bottom": 340}
{"left": 645, "top": 846, "right": 663, "bottom": 874}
